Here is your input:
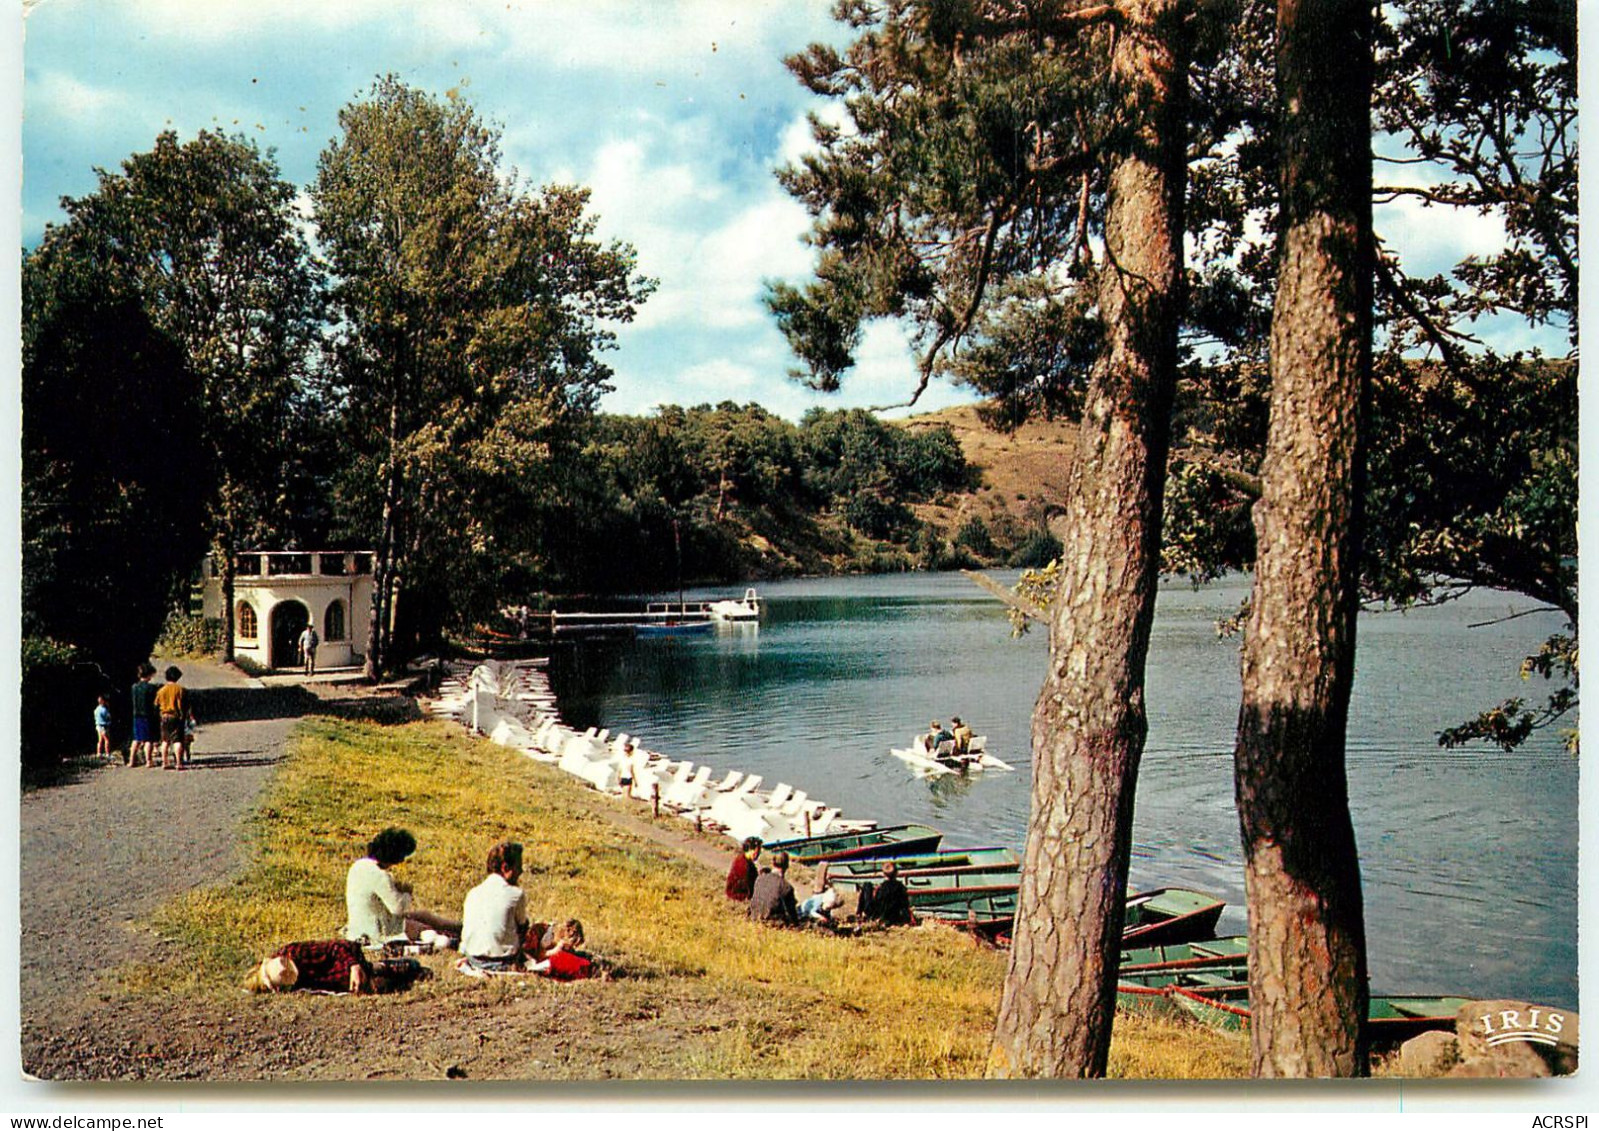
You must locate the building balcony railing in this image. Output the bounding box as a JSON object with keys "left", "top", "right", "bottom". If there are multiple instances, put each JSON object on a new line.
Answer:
{"left": 208, "top": 552, "right": 375, "bottom": 579}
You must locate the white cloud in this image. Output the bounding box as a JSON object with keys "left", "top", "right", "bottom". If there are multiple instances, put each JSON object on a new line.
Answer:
{"left": 25, "top": 68, "right": 120, "bottom": 120}
{"left": 575, "top": 133, "right": 814, "bottom": 336}
{"left": 1376, "top": 194, "right": 1507, "bottom": 277}
{"left": 776, "top": 100, "right": 849, "bottom": 169}
{"left": 95, "top": 0, "right": 824, "bottom": 79}
{"left": 90, "top": 0, "right": 401, "bottom": 42}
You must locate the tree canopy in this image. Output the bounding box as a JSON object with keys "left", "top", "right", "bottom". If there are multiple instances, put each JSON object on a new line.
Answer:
{"left": 311, "top": 76, "right": 656, "bottom": 667}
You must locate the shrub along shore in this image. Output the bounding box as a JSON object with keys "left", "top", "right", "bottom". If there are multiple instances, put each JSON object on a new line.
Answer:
{"left": 147, "top": 711, "right": 1250, "bottom": 1079}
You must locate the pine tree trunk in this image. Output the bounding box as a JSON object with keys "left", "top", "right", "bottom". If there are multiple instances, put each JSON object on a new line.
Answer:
{"left": 1232, "top": 0, "right": 1373, "bottom": 1078}
{"left": 988, "top": 0, "right": 1187, "bottom": 1078}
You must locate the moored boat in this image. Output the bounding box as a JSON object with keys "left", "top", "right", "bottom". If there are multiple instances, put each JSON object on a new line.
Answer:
{"left": 826, "top": 860, "right": 1023, "bottom": 894}
{"left": 1117, "top": 964, "right": 1249, "bottom": 1012}
{"left": 766, "top": 822, "right": 945, "bottom": 864}
{"left": 914, "top": 885, "right": 1228, "bottom": 945}
{"left": 1120, "top": 935, "right": 1250, "bottom": 973}
{"left": 905, "top": 876, "right": 1020, "bottom": 904}
{"left": 1122, "top": 887, "right": 1227, "bottom": 947}
{"left": 708, "top": 588, "right": 762, "bottom": 621}
{"left": 1168, "top": 987, "right": 1471, "bottom": 1044}
{"left": 910, "top": 888, "right": 1019, "bottom": 933}
{"left": 634, "top": 619, "right": 713, "bottom": 637}
{"left": 822, "top": 847, "right": 1020, "bottom": 880}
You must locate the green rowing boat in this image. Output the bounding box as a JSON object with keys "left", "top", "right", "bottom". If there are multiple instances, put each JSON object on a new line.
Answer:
{"left": 1169, "top": 987, "right": 1472, "bottom": 1044}
{"left": 820, "top": 847, "right": 1020, "bottom": 884}
{"left": 765, "top": 823, "right": 944, "bottom": 864}
{"left": 913, "top": 885, "right": 1228, "bottom": 944}
{"left": 1120, "top": 935, "right": 1249, "bottom": 972}
{"left": 1122, "top": 888, "right": 1227, "bottom": 946}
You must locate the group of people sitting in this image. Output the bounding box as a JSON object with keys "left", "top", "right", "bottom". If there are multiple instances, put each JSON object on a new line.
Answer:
{"left": 724, "top": 837, "right": 912, "bottom": 929}
{"left": 246, "top": 827, "right": 595, "bottom": 995}
{"left": 925, "top": 717, "right": 974, "bottom": 762}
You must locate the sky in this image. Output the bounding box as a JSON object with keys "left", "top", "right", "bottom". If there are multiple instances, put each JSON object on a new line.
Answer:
{"left": 17, "top": 0, "right": 1570, "bottom": 423}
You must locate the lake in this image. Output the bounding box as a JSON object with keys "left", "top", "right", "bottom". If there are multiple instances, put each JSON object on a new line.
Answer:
{"left": 546, "top": 571, "right": 1577, "bottom": 1009}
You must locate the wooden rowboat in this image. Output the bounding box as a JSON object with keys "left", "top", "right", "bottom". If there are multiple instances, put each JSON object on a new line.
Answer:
{"left": 1116, "top": 964, "right": 1249, "bottom": 1013}
{"left": 765, "top": 823, "right": 944, "bottom": 864}
{"left": 1168, "top": 986, "right": 1472, "bottom": 1045}
{"left": 914, "top": 885, "right": 1228, "bottom": 946}
{"left": 1122, "top": 888, "right": 1227, "bottom": 947}
{"left": 1120, "top": 935, "right": 1250, "bottom": 973}
{"left": 826, "top": 860, "right": 1022, "bottom": 895}
{"left": 822, "top": 847, "right": 1020, "bottom": 881}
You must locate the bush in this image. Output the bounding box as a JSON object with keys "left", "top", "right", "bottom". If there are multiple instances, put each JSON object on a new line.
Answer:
{"left": 844, "top": 493, "right": 912, "bottom": 540}
{"left": 953, "top": 516, "right": 997, "bottom": 559}
{"left": 1009, "top": 530, "right": 1064, "bottom": 569}
{"left": 157, "top": 612, "right": 225, "bottom": 657}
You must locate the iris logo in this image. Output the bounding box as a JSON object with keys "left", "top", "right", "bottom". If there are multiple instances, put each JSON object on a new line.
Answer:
{"left": 1478, "top": 1007, "right": 1566, "bottom": 1047}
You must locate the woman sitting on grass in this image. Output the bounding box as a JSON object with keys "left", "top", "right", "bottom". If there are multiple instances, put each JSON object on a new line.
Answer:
{"left": 344, "top": 827, "right": 462, "bottom": 947}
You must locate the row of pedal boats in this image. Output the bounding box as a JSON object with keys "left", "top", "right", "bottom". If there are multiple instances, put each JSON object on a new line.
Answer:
{"left": 767, "top": 821, "right": 1470, "bottom": 1044}
{"left": 433, "top": 660, "right": 879, "bottom": 843}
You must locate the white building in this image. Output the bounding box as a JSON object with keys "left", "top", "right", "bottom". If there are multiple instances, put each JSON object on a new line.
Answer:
{"left": 200, "top": 551, "right": 375, "bottom": 670}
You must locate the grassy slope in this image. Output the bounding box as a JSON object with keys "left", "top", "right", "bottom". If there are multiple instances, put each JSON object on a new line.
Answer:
{"left": 146, "top": 714, "right": 1248, "bottom": 1080}
{"left": 900, "top": 403, "right": 1079, "bottom": 537}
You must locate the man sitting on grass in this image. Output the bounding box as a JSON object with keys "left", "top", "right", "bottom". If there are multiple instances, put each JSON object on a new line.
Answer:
{"left": 860, "top": 860, "right": 914, "bottom": 927}
{"left": 747, "top": 850, "right": 799, "bottom": 926}
{"left": 458, "top": 840, "right": 532, "bottom": 974}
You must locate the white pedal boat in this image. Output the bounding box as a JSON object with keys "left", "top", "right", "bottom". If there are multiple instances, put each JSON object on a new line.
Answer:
{"left": 889, "top": 734, "right": 1015, "bottom": 777}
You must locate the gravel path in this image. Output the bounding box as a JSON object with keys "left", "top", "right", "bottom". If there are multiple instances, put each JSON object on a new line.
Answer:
{"left": 20, "top": 658, "right": 311, "bottom": 1021}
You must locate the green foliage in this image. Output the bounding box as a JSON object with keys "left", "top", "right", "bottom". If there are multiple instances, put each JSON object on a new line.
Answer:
{"left": 768, "top": 2, "right": 1118, "bottom": 404}
{"left": 843, "top": 492, "right": 912, "bottom": 541}
{"left": 311, "top": 76, "right": 655, "bottom": 660}
{"left": 157, "top": 613, "right": 226, "bottom": 658}
{"left": 953, "top": 516, "right": 997, "bottom": 560}
{"left": 232, "top": 655, "right": 269, "bottom": 678}
{"left": 22, "top": 256, "right": 209, "bottom": 700}
{"left": 1008, "top": 530, "right": 1063, "bottom": 570}
{"left": 1438, "top": 633, "right": 1578, "bottom": 755}
{"left": 522, "top": 403, "right": 975, "bottom": 593}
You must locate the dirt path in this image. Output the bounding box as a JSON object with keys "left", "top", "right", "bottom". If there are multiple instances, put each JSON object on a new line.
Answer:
{"left": 20, "top": 659, "right": 323, "bottom": 1020}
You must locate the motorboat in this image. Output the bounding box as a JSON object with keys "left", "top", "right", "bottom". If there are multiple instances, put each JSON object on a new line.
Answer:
{"left": 708, "top": 587, "right": 762, "bottom": 621}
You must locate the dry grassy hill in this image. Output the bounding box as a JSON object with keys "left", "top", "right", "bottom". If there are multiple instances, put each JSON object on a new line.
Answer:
{"left": 899, "top": 402, "right": 1078, "bottom": 551}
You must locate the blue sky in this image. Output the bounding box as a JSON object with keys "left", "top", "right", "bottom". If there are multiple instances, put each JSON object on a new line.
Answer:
{"left": 18, "top": 0, "right": 1568, "bottom": 422}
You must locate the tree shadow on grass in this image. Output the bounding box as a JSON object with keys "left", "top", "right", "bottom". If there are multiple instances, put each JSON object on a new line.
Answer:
{"left": 188, "top": 685, "right": 424, "bottom": 727}
{"left": 25, "top": 685, "right": 429, "bottom": 791}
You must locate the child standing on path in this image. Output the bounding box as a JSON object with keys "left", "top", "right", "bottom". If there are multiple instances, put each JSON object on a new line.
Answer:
{"left": 128, "top": 663, "right": 159, "bottom": 768}
{"left": 92, "top": 695, "right": 111, "bottom": 760}
{"left": 153, "top": 666, "right": 188, "bottom": 771}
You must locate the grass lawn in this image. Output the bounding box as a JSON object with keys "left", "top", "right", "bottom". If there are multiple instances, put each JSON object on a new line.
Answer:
{"left": 141, "top": 713, "right": 1249, "bottom": 1080}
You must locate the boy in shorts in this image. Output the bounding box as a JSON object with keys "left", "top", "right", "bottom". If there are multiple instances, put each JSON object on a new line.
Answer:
{"left": 153, "top": 665, "right": 187, "bottom": 770}
{"left": 129, "top": 664, "right": 159, "bottom": 768}
{"left": 93, "top": 695, "right": 111, "bottom": 760}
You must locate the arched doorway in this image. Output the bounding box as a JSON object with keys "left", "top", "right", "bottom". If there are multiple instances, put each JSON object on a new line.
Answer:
{"left": 270, "top": 601, "right": 311, "bottom": 670}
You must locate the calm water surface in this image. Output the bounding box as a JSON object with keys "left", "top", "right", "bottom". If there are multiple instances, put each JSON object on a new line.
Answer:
{"left": 547, "top": 572, "right": 1577, "bottom": 1008}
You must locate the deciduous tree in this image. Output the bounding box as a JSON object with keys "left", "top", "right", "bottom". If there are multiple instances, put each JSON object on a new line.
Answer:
{"left": 30, "top": 130, "right": 321, "bottom": 663}
{"left": 312, "top": 77, "right": 653, "bottom": 671}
